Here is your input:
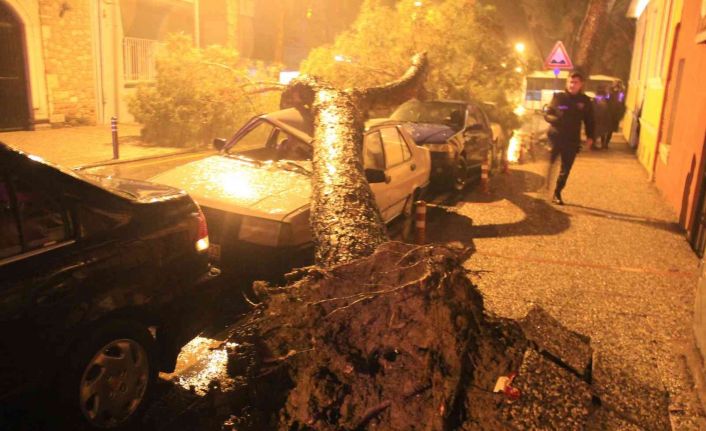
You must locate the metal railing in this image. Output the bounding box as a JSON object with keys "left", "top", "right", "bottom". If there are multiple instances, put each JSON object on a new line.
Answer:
{"left": 123, "top": 37, "right": 160, "bottom": 82}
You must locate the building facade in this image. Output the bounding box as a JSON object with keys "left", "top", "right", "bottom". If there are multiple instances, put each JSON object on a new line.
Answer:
{"left": 0, "top": 0, "right": 248, "bottom": 130}
{"left": 627, "top": 0, "right": 706, "bottom": 376}
{"left": 624, "top": 0, "right": 684, "bottom": 175}
{"left": 0, "top": 0, "right": 362, "bottom": 130}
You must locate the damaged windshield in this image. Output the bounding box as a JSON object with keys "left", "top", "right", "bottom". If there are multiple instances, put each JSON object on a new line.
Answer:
{"left": 390, "top": 100, "right": 466, "bottom": 131}
{"left": 224, "top": 119, "right": 313, "bottom": 162}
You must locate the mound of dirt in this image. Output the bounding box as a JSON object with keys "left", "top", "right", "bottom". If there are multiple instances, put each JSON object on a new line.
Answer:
{"left": 146, "top": 242, "right": 671, "bottom": 430}
{"left": 224, "top": 242, "right": 598, "bottom": 430}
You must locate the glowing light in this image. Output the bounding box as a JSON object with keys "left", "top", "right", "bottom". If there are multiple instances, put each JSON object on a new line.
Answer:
{"left": 501, "top": 62, "right": 507, "bottom": 68}
{"left": 414, "top": 1, "right": 423, "bottom": 6}
{"left": 514, "top": 42, "right": 526, "bottom": 54}
{"left": 195, "top": 237, "right": 210, "bottom": 252}
{"left": 279, "top": 70, "right": 300, "bottom": 85}
{"left": 507, "top": 133, "right": 522, "bottom": 163}
{"left": 635, "top": 0, "right": 649, "bottom": 17}
{"left": 28, "top": 154, "right": 46, "bottom": 163}
{"left": 221, "top": 171, "right": 258, "bottom": 200}
{"left": 515, "top": 66, "right": 523, "bottom": 73}
{"left": 172, "top": 336, "right": 231, "bottom": 396}
{"left": 513, "top": 105, "right": 526, "bottom": 117}
{"left": 334, "top": 54, "right": 346, "bottom": 62}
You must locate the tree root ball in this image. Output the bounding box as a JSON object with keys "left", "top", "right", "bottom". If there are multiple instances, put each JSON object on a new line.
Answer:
{"left": 231, "top": 242, "right": 538, "bottom": 430}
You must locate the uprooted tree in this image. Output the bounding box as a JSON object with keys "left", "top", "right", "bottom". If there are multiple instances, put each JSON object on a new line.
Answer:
{"left": 154, "top": 55, "right": 669, "bottom": 431}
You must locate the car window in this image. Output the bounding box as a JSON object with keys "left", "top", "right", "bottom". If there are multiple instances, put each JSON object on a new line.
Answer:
{"left": 0, "top": 177, "right": 21, "bottom": 259}
{"left": 380, "top": 127, "right": 411, "bottom": 168}
{"left": 363, "top": 131, "right": 385, "bottom": 170}
{"left": 225, "top": 120, "right": 279, "bottom": 158}
{"left": 226, "top": 120, "right": 312, "bottom": 161}
{"left": 14, "top": 178, "right": 71, "bottom": 251}
{"left": 275, "top": 133, "right": 312, "bottom": 161}
{"left": 391, "top": 100, "right": 466, "bottom": 132}
{"left": 467, "top": 106, "right": 482, "bottom": 127}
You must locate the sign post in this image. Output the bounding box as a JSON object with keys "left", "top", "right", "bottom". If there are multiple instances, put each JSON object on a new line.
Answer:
{"left": 544, "top": 41, "right": 574, "bottom": 93}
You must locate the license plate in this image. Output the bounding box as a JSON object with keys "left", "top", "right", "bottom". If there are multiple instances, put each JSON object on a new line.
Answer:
{"left": 208, "top": 243, "right": 221, "bottom": 262}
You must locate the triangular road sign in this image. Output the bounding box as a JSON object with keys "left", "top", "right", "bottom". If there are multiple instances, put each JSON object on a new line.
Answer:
{"left": 544, "top": 41, "right": 574, "bottom": 70}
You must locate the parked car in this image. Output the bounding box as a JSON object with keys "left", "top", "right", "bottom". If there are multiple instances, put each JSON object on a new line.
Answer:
{"left": 149, "top": 108, "right": 431, "bottom": 278}
{"left": 0, "top": 143, "right": 218, "bottom": 429}
{"left": 388, "top": 99, "right": 496, "bottom": 190}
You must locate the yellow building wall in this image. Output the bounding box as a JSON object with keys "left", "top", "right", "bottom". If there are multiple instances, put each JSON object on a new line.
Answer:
{"left": 625, "top": 0, "right": 684, "bottom": 176}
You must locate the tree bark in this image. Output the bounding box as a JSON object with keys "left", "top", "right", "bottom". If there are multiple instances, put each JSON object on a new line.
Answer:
{"left": 280, "top": 53, "right": 428, "bottom": 267}
{"left": 574, "top": 0, "right": 611, "bottom": 74}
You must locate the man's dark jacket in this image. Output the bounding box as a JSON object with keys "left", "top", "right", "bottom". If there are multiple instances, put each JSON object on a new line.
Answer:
{"left": 544, "top": 90, "right": 595, "bottom": 147}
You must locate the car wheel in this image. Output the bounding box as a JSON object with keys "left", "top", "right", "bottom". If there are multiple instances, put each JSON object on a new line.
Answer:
{"left": 65, "top": 320, "right": 157, "bottom": 430}
{"left": 453, "top": 156, "right": 468, "bottom": 191}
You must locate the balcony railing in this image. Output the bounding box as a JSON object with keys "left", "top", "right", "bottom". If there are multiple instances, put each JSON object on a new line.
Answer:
{"left": 123, "top": 37, "right": 160, "bottom": 82}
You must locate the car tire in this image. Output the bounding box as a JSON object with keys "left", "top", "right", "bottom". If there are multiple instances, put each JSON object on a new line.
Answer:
{"left": 452, "top": 156, "right": 468, "bottom": 191}
{"left": 62, "top": 320, "right": 157, "bottom": 430}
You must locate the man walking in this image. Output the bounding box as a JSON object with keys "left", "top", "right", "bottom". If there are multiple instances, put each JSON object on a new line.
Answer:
{"left": 544, "top": 71, "right": 595, "bottom": 205}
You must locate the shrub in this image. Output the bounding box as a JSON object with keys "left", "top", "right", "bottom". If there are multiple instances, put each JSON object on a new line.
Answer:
{"left": 129, "top": 34, "right": 280, "bottom": 147}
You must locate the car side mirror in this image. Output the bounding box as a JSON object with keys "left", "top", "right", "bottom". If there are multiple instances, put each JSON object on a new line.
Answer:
{"left": 213, "top": 138, "right": 227, "bottom": 151}
{"left": 365, "top": 169, "right": 387, "bottom": 184}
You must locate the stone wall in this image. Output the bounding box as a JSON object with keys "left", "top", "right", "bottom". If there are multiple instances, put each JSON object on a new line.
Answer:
{"left": 38, "top": 0, "right": 95, "bottom": 124}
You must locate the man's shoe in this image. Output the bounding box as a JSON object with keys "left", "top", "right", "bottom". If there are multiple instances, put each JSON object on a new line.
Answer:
{"left": 552, "top": 192, "right": 564, "bottom": 205}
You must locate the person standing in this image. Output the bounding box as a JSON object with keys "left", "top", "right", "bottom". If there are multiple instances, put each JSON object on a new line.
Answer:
{"left": 544, "top": 71, "right": 595, "bottom": 205}
{"left": 605, "top": 81, "right": 626, "bottom": 149}
{"left": 592, "top": 85, "right": 611, "bottom": 149}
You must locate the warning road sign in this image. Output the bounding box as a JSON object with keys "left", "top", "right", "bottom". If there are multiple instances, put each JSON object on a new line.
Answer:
{"left": 544, "top": 41, "right": 573, "bottom": 70}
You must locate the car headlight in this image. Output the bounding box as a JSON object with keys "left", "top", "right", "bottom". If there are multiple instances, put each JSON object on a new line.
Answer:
{"left": 426, "top": 143, "right": 456, "bottom": 155}
{"left": 239, "top": 217, "right": 289, "bottom": 247}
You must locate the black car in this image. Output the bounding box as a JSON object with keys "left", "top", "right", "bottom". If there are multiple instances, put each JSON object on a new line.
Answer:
{"left": 0, "top": 143, "right": 218, "bottom": 429}
{"left": 389, "top": 99, "right": 496, "bottom": 190}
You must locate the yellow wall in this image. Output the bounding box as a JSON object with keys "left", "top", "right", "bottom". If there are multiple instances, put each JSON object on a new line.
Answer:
{"left": 624, "top": 0, "right": 684, "bottom": 176}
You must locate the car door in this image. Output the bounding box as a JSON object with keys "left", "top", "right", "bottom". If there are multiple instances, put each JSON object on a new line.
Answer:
{"left": 373, "top": 126, "right": 417, "bottom": 222}
{"left": 463, "top": 104, "right": 492, "bottom": 168}
{"left": 364, "top": 129, "right": 390, "bottom": 219}
{"left": 0, "top": 167, "right": 82, "bottom": 397}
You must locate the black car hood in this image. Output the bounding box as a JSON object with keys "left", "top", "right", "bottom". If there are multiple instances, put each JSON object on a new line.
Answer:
{"left": 401, "top": 123, "right": 457, "bottom": 144}
{"left": 81, "top": 174, "right": 188, "bottom": 203}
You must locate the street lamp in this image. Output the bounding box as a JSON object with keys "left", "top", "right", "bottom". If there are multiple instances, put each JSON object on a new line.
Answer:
{"left": 514, "top": 42, "right": 526, "bottom": 55}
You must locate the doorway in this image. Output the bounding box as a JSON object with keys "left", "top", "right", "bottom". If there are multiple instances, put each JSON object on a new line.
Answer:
{"left": 0, "top": 2, "right": 30, "bottom": 131}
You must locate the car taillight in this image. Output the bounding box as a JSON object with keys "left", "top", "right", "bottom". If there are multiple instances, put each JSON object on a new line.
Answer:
{"left": 194, "top": 207, "right": 210, "bottom": 253}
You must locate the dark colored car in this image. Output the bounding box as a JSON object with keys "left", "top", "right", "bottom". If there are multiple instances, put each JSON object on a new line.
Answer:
{"left": 0, "top": 143, "right": 218, "bottom": 429}
{"left": 388, "top": 99, "right": 496, "bottom": 190}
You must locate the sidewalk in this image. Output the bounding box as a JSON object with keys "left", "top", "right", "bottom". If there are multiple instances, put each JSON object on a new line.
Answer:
{"left": 427, "top": 136, "right": 705, "bottom": 429}
{"left": 0, "top": 124, "right": 186, "bottom": 168}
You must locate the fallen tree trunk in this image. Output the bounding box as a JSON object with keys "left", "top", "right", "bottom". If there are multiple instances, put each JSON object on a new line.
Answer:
{"left": 280, "top": 54, "right": 428, "bottom": 267}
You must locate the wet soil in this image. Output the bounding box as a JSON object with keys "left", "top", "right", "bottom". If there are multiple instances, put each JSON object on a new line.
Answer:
{"left": 145, "top": 241, "right": 670, "bottom": 431}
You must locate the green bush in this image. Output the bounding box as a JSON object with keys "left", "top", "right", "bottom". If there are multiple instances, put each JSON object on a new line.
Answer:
{"left": 300, "top": 0, "right": 523, "bottom": 133}
{"left": 129, "top": 34, "right": 279, "bottom": 147}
